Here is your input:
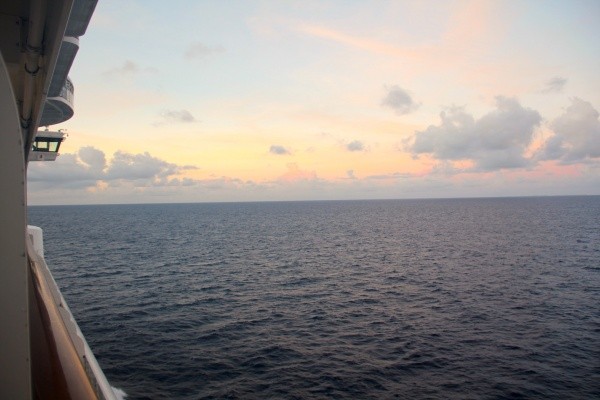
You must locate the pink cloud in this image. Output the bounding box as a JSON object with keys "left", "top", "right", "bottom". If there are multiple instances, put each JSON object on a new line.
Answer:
{"left": 278, "top": 163, "right": 317, "bottom": 182}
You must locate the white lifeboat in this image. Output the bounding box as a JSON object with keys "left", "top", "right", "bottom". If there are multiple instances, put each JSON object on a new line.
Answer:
{"left": 29, "top": 129, "right": 66, "bottom": 161}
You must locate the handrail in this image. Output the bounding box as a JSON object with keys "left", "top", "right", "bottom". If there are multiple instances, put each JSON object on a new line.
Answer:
{"left": 27, "top": 227, "right": 117, "bottom": 400}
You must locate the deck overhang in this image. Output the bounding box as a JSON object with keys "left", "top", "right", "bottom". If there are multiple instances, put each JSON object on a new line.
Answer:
{"left": 0, "top": 0, "right": 96, "bottom": 159}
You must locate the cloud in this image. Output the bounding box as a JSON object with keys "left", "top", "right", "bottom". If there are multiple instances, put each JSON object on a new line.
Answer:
{"left": 28, "top": 153, "right": 101, "bottom": 189}
{"left": 269, "top": 145, "right": 291, "bottom": 155}
{"left": 296, "top": 23, "right": 413, "bottom": 59}
{"left": 381, "top": 85, "right": 419, "bottom": 115}
{"left": 28, "top": 147, "right": 197, "bottom": 190}
{"left": 541, "top": 76, "right": 567, "bottom": 93}
{"left": 409, "top": 96, "right": 541, "bottom": 171}
{"left": 278, "top": 163, "right": 317, "bottom": 182}
{"left": 78, "top": 146, "right": 106, "bottom": 173}
{"left": 154, "top": 109, "right": 197, "bottom": 126}
{"left": 346, "top": 140, "right": 365, "bottom": 152}
{"left": 538, "top": 98, "right": 600, "bottom": 163}
{"left": 102, "top": 60, "right": 157, "bottom": 79}
{"left": 184, "top": 42, "right": 225, "bottom": 60}
{"left": 106, "top": 151, "right": 182, "bottom": 183}
{"left": 27, "top": 150, "right": 600, "bottom": 205}
{"left": 365, "top": 172, "right": 415, "bottom": 180}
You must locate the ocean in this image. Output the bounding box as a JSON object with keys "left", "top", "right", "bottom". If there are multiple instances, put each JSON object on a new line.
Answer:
{"left": 28, "top": 197, "right": 599, "bottom": 399}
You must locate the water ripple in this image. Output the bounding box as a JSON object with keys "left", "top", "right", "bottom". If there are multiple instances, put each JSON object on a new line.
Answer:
{"left": 29, "top": 197, "right": 600, "bottom": 399}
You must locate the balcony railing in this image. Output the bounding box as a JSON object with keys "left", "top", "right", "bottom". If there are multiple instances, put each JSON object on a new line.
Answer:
{"left": 39, "top": 77, "right": 74, "bottom": 126}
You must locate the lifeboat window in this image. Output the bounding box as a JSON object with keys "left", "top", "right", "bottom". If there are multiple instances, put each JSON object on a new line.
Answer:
{"left": 48, "top": 141, "right": 60, "bottom": 152}
{"left": 32, "top": 138, "right": 62, "bottom": 152}
{"left": 33, "top": 141, "right": 49, "bottom": 151}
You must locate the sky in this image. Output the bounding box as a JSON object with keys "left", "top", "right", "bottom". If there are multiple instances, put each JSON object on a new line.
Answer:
{"left": 28, "top": 0, "right": 600, "bottom": 205}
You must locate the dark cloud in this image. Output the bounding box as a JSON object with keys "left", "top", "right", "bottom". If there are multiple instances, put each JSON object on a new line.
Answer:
{"left": 185, "top": 42, "right": 225, "bottom": 60}
{"left": 269, "top": 145, "right": 291, "bottom": 155}
{"left": 381, "top": 85, "right": 419, "bottom": 115}
{"left": 155, "top": 109, "right": 196, "bottom": 125}
{"left": 105, "top": 151, "right": 181, "bottom": 183}
{"left": 538, "top": 98, "right": 600, "bottom": 163}
{"left": 346, "top": 140, "right": 365, "bottom": 152}
{"left": 27, "top": 153, "right": 101, "bottom": 189}
{"left": 541, "top": 76, "right": 567, "bottom": 93}
{"left": 28, "top": 148, "right": 197, "bottom": 189}
{"left": 409, "top": 96, "right": 541, "bottom": 171}
{"left": 78, "top": 146, "right": 106, "bottom": 172}
{"left": 365, "top": 172, "right": 414, "bottom": 180}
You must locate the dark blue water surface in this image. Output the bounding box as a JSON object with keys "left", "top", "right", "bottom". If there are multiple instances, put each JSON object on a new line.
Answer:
{"left": 28, "top": 197, "right": 600, "bottom": 399}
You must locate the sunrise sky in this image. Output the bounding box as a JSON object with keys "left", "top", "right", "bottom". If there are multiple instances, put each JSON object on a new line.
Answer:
{"left": 27, "top": 0, "right": 600, "bottom": 205}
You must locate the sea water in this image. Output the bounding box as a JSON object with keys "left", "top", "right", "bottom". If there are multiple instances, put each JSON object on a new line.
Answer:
{"left": 28, "top": 197, "right": 600, "bottom": 399}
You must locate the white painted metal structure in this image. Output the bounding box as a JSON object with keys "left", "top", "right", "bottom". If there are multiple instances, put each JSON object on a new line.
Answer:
{"left": 0, "top": 37, "right": 30, "bottom": 400}
{"left": 29, "top": 129, "right": 66, "bottom": 161}
{"left": 1, "top": 1, "right": 116, "bottom": 398}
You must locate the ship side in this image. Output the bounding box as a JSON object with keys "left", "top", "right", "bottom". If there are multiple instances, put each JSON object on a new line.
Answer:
{"left": 0, "top": 1, "right": 116, "bottom": 399}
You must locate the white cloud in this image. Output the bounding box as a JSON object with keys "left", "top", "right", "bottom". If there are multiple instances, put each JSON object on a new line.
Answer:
{"left": 409, "top": 96, "right": 541, "bottom": 171}
{"left": 381, "top": 85, "right": 420, "bottom": 115}
{"left": 538, "top": 98, "right": 600, "bottom": 163}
